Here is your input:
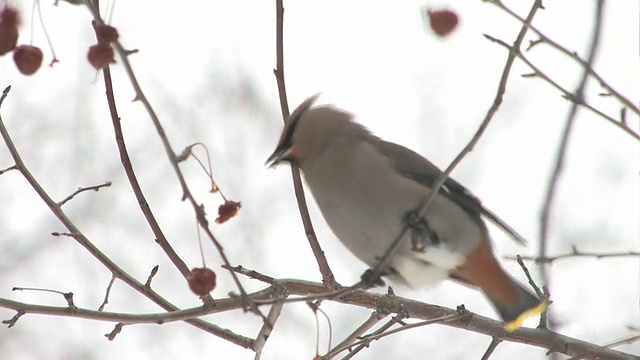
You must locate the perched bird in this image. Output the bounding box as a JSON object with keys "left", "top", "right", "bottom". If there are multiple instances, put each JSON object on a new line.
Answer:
{"left": 267, "top": 95, "right": 546, "bottom": 330}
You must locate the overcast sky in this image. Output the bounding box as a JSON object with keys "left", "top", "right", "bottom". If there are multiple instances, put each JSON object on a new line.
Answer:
{"left": 0, "top": 0, "right": 638, "bottom": 359}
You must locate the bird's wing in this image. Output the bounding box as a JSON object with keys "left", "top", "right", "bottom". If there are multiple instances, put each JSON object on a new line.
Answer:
{"left": 374, "top": 140, "right": 528, "bottom": 246}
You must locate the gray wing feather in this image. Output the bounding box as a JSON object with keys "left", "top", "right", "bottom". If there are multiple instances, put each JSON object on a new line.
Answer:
{"left": 374, "top": 140, "right": 528, "bottom": 246}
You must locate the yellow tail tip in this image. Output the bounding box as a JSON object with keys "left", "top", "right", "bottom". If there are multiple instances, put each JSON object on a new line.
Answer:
{"left": 504, "top": 299, "right": 548, "bottom": 332}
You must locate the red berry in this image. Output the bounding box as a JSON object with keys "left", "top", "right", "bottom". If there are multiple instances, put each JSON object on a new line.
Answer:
{"left": 0, "top": 25, "right": 18, "bottom": 55}
{"left": 187, "top": 268, "right": 217, "bottom": 296}
{"left": 427, "top": 9, "right": 459, "bottom": 37}
{"left": 95, "top": 24, "right": 118, "bottom": 44}
{"left": 0, "top": 6, "right": 20, "bottom": 29}
{"left": 87, "top": 43, "right": 115, "bottom": 69}
{"left": 13, "top": 45, "right": 43, "bottom": 75}
{"left": 0, "top": 6, "right": 20, "bottom": 55}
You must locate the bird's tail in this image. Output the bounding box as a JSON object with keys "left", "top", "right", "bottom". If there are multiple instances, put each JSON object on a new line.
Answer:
{"left": 487, "top": 279, "right": 547, "bottom": 331}
{"left": 452, "top": 241, "right": 546, "bottom": 331}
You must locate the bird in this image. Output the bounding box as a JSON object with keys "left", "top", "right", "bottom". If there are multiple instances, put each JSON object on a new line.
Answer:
{"left": 266, "top": 94, "right": 546, "bottom": 331}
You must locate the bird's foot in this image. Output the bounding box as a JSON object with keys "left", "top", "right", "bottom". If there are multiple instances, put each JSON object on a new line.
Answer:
{"left": 403, "top": 210, "right": 442, "bottom": 253}
{"left": 360, "top": 269, "right": 387, "bottom": 289}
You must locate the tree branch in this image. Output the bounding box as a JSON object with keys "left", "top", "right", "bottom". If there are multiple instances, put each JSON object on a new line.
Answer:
{"left": 538, "top": 0, "right": 605, "bottom": 338}
{"left": 1, "top": 274, "right": 636, "bottom": 359}
{"left": 273, "top": 0, "right": 337, "bottom": 289}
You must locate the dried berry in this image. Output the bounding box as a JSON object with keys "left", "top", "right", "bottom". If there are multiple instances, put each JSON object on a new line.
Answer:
{"left": 187, "top": 267, "right": 217, "bottom": 296}
{"left": 87, "top": 43, "right": 115, "bottom": 69}
{"left": 95, "top": 24, "right": 118, "bottom": 44}
{"left": 13, "top": 45, "right": 43, "bottom": 75}
{"left": 215, "top": 200, "right": 241, "bottom": 224}
{"left": 427, "top": 9, "right": 459, "bottom": 37}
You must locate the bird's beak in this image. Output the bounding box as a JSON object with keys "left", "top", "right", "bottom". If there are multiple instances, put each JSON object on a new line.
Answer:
{"left": 265, "top": 146, "right": 291, "bottom": 168}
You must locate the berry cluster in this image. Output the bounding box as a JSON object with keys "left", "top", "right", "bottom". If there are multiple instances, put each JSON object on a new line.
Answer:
{"left": 0, "top": 5, "right": 119, "bottom": 76}
{"left": 88, "top": 23, "right": 118, "bottom": 69}
{"left": 0, "top": 6, "right": 43, "bottom": 75}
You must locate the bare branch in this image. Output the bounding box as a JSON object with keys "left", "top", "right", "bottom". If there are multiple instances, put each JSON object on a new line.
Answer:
{"left": 603, "top": 334, "right": 640, "bottom": 349}
{"left": 339, "top": 315, "right": 406, "bottom": 359}
{"left": 51, "top": 231, "right": 78, "bottom": 238}
{"left": 484, "top": 34, "right": 639, "bottom": 140}
{"left": 537, "top": 0, "right": 606, "bottom": 338}
{"left": 12, "top": 287, "right": 76, "bottom": 308}
{"left": 57, "top": 181, "right": 112, "bottom": 207}
{"left": 1, "top": 311, "right": 24, "bottom": 328}
{"left": 253, "top": 301, "right": 285, "bottom": 359}
{"left": 1, "top": 278, "right": 637, "bottom": 359}
{"left": 488, "top": 0, "right": 639, "bottom": 116}
{"left": 0, "top": 164, "right": 17, "bottom": 175}
{"left": 0, "top": 288, "right": 274, "bottom": 325}
{"left": 507, "top": 247, "right": 640, "bottom": 264}
{"left": 104, "top": 322, "right": 123, "bottom": 341}
{"left": 327, "top": 311, "right": 388, "bottom": 358}
{"left": 273, "top": 0, "right": 337, "bottom": 289}
{"left": 515, "top": 255, "right": 544, "bottom": 299}
{"left": 98, "top": 274, "right": 117, "bottom": 311}
{"left": 338, "top": 313, "right": 461, "bottom": 359}
{"left": 144, "top": 265, "right": 159, "bottom": 288}
{"left": 480, "top": 338, "right": 503, "bottom": 360}
{"left": 0, "top": 85, "right": 10, "bottom": 105}
{"left": 224, "top": 265, "right": 276, "bottom": 284}
{"left": 515, "top": 255, "right": 550, "bottom": 330}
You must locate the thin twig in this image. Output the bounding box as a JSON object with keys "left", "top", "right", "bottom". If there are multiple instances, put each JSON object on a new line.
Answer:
{"left": 480, "top": 338, "right": 503, "bottom": 360}
{"left": 368, "top": 0, "right": 544, "bottom": 284}
{"left": 57, "top": 181, "right": 112, "bottom": 206}
{"left": 603, "top": 334, "right": 640, "bottom": 349}
{"left": 145, "top": 265, "right": 159, "bottom": 288}
{"left": 0, "top": 164, "right": 17, "bottom": 175}
{"left": 0, "top": 288, "right": 276, "bottom": 325}
{"left": 538, "top": 0, "right": 606, "bottom": 340}
{"left": 340, "top": 315, "right": 404, "bottom": 360}
{"left": 12, "top": 287, "right": 76, "bottom": 308}
{"left": 223, "top": 265, "right": 276, "bottom": 284}
{"left": 308, "top": 301, "right": 333, "bottom": 359}
{"left": 273, "top": 0, "right": 337, "bottom": 289}
{"left": 98, "top": 274, "right": 117, "bottom": 311}
{"left": 515, "top": 255, "right": 544, "bottom": 299}
{"left": 226, "top": 265, "right": 360, "bottom": 306}
{"left": 484, "top": 34, "right": 639, "bottom": 140}
{"left": 104, "top": 322, "right": 124, "bottom": 341}
{"left": 0, "top": 86, "right": 11, "bottom": 106}
{"left": 327, "top": 311, "right": 388, "bottom": 359}
{"left": 565, "top": 334, "right": 640, "bottom": 360}
{"left": 506, "top": 248, "right": 640, "bottom": 264}
{"left": 514, "top": 254, "right": 550, "bottom": 330}
{"left": 340, "top": 313, "right": 460, "bottom": 359}
{"left": 1, "top": 311, "right": 24, "bottom": 327}
{"left": 488, "top": 0, "right": 639, "bottom": 116}
{"left": 253, "top": 300, "right": 286, "bottom": 359}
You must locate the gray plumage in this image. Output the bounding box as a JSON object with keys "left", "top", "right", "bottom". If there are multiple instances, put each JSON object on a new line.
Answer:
{"left": 267, "top": 95, "right": 545, "bottom": 328}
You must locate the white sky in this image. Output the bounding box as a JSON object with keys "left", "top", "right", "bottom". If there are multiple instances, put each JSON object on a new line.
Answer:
{"left": 0, "top": 0, "right": 638, "bottom": 359}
